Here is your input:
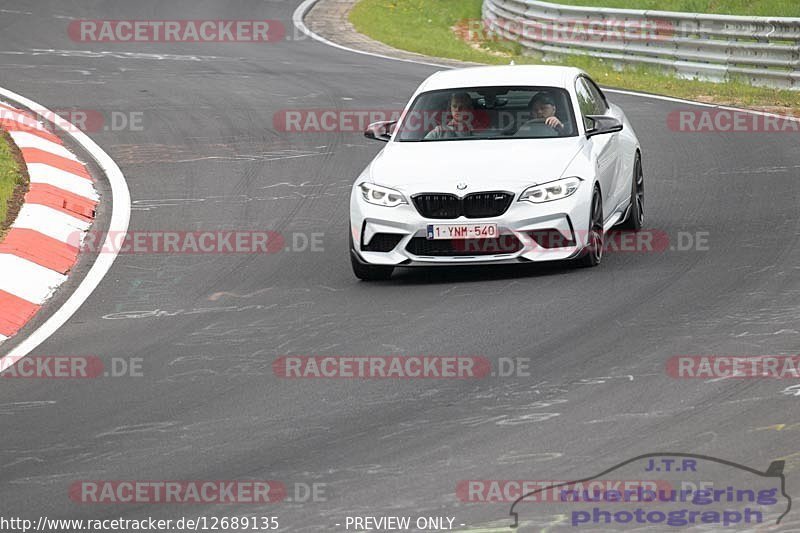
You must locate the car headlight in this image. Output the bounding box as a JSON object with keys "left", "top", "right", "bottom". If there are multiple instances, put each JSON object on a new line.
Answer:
{"left": 358, "top": 182, "right": 408, "bottom": 207}
{"left": 519, "top": 177, "right": 582, "bottom": 203}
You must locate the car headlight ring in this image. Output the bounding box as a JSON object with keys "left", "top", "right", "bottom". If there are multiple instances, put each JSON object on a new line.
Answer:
{"left": 358, "top": 182, "right": 408, "bottom": 207}
{"left": 519, "top": 177, "right": 582, "bottom": 203}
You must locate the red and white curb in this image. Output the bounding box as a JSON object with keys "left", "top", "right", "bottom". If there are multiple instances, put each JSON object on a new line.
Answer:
{"left": 0, "top": 101, "right": 98, "bottom": 344}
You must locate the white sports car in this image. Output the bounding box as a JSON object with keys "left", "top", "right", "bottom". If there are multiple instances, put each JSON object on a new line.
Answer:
{"left": 349, "top": 65, "right": 643, "bottom": 280}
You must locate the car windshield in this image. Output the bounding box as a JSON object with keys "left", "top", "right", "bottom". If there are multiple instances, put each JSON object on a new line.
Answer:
{"left": 395, "top": 86, "right": 577, "bottom": 142}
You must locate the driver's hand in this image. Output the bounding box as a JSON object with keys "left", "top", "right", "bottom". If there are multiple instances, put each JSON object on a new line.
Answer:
{"left": 448, "top": 119, "right": 471, "bottom": 132}
{"left": 545, "top": 116, "right": 563, "bottom": 129}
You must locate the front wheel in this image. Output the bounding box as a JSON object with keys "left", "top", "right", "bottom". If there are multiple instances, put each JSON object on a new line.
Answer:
{"left": 618, "top": 153, "right": 644, "bottom": 230}
{"left": 575, "top": 186, "right": 604, "bottom": 268}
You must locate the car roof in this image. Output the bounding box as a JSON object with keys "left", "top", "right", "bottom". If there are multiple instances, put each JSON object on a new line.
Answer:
{"left": 416, "top": 65, "right": 585, "bottom": 94}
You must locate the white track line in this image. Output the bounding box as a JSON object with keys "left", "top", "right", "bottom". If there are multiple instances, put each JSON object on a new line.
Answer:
{"left": 293, "top": 0, "right": 449, "bottom": 68}
{"left": 292, "top": 0, "right": 798, "bottom": 120}
{"left": 0, "top": 87, "right": 131, "bottom": 372}
{"left": 599, "top": 88, "right": 800, "bottom": 122}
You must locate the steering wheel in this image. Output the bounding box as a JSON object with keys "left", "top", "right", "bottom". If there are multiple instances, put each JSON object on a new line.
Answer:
{"left": 512, "top": 119, "right": 559, "bottom": 137}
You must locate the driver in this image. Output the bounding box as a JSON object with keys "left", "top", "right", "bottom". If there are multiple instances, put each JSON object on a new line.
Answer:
{"left": 424, "top": 92, "right": 476, "bottom": 140}
{"left": 529, "top": 92, "right": 564, "bottom": 131}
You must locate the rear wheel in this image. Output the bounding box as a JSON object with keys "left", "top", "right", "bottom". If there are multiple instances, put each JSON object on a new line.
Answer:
{"left": 350, "top": 234, "right": 394, "bottom": 281}
{"left": 575, "top": 186, "right": 604, "bottom": 268}
{"left": 618, "top": 153, "right": 644, "bottom": 230}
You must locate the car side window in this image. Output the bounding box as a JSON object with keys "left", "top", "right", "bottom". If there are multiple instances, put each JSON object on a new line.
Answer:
{"left": 574, "top": 78, "right": 598, "bottom": 129}
{"left": 583, "top": 77, "right": 609, "bottom": 114}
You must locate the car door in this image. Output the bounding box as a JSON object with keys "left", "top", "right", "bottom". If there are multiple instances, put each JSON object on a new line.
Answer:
{"left": 575, "top": 76, "right": 620, "bottom": 223}
{"left": 583, "top": 76, "right": 627, "bottom": 212}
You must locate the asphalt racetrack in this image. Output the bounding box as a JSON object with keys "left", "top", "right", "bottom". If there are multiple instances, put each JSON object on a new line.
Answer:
{"left": 0, "top": 0, "right": 799, "bottom": 531}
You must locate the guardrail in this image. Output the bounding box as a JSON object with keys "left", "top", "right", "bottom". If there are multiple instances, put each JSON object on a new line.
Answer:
{"left": 482, "top": 0, "right": 800, "bottom": 89}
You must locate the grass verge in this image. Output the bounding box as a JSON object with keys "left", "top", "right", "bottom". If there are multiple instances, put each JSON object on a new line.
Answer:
{"left": 0, "top": 129, "right": 29, "bottom": 239}
{"left": 349, "top": 0, "right": 800, "bottom": 114}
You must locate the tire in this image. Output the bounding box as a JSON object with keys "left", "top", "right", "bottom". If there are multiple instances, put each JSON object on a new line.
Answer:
{"left": 349, "top": 234, "right": 394, "bottom": 281}
{"left": 575, "top": 186, "right": 604, "bottom": 268}
{"left": 618, "top": 153, "right": 644, "bottom": 230}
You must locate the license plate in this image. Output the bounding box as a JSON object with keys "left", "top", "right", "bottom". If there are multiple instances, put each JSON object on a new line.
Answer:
{"left": 427, "top": 223, "right": 498, "bottom": 240}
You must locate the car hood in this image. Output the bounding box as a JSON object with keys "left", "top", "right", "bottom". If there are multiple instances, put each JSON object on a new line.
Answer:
{"left": 366, "top": 137, "right": 583, "bottom": 195}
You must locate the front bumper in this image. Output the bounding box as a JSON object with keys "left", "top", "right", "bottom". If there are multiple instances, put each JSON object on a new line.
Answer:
{"left": 350, "top": 187, "right": 592, "bottom": 266}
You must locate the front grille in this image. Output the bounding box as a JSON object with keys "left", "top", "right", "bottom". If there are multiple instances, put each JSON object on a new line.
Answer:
{"left": 406, "top": 235, "right": 523, "bottom": 256}
{"left": 463, "top": 192, "right": 514, "bottom": 218}
{"left": 412, "top": 191, "right": 514, "bottom": 219}
{"left": 361, "top": 233, "right": 404, "bottom": 252}
{"left": 412, "top": 194, "right": 460, "bottom": 219}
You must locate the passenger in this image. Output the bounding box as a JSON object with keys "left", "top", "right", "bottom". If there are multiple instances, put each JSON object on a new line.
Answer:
{"left": 424, "top": 92, "right": 476, "bottom": 140}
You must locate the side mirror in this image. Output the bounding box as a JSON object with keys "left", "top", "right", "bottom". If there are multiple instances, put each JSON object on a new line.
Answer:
{"left": 585, "top": 115, "right": 623, "bottom": 138}
{"left": 364, "top": 120, "right": 396, "bottom": 142}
